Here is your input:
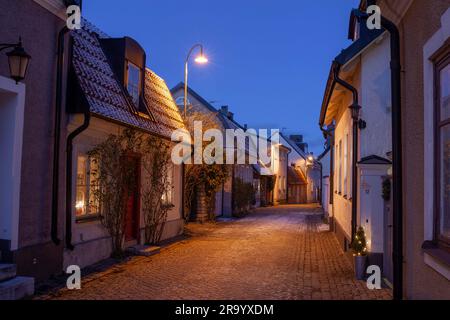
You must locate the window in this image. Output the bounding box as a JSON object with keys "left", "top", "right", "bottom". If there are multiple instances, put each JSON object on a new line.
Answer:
{"left": 348, "top": 133, "right": 353, "bottom": 199}
{"left": 436, "top": 54, "right": 450, "bottom": 246}
{"left": 343, "top": 134, "right": 348, "bottom": 196}
{"left": 338, "top": 140, "right": 342, "bottom": 194}
{"left": 126, "top": 62, "right": 141, "bottom": 107}
{"left": 161, "top": 163, "right": 174, "bottom": 205}
{"left": 76, "top": 154, "right": 100, "bottom": 219}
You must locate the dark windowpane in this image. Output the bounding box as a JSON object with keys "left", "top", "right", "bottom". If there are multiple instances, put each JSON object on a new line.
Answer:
{"left": 127, "top": 62, "right": 140, "bottom": 107}
{"left": 441, "top": 64, "right": 450, "bottom": 122}
{"left": 441, "top": 124, "right": 450, "bottom": 239}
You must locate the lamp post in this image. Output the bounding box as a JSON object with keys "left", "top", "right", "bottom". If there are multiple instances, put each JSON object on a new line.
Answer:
{"left": 0, "top": 38, "right": 31, "bottom": 83}
{"left": 184, "top": 44, "right": 208, "bottom": 118}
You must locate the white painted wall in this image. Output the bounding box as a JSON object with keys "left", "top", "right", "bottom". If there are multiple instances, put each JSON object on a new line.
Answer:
{"left": 358, "top": 164, "right": 390, "bottom": 253}
{"left": 0, "top": 76, "right": 25, "bottom": 251}
{"left": 63, "top": 115, "right": 184, "bottom": 269}
{"left": 360, "top": 34, "right": 392, "bottom": 159}
{"left": 332, "top": 89, "right": 354, "bottom": 239}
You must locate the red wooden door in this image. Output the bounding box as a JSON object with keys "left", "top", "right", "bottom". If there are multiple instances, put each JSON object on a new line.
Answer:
{"left": 124, "top": 156, "right": 140, "bottom": 242}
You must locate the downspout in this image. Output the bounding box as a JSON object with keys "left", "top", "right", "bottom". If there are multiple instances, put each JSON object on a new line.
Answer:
{"left": 333, "top": 63, "right": 361, "bottom": 244}
{"left": 380, "top": 14, "right": 403, "bottom": 302}
{"left": 51, "top": 26, "right": 69, "bottom": 245}
{"left": 66, "top": 111, "right": 90, "bottom": 250}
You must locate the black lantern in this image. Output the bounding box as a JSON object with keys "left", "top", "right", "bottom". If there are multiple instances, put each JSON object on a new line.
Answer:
{"left": 0, "top": 39, "right": 31, "bottom": 83}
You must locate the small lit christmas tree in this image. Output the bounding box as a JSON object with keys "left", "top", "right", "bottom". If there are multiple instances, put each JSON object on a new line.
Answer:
{"left": 351, "top": 226, "right": 368, "bottom": 256}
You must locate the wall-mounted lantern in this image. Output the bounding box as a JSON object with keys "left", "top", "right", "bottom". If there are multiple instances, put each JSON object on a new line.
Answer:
{"left": 0, "top": 38, "right": 31, "bottom": 83}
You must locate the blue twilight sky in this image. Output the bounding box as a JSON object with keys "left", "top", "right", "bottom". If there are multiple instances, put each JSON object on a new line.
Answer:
{"left": 83, "top": 0, "right": 359, "bottom": 156}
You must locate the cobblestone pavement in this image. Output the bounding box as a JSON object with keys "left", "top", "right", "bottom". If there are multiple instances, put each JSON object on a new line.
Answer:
{"left": 40, "top": 205, "right": 392, "bottom": 300}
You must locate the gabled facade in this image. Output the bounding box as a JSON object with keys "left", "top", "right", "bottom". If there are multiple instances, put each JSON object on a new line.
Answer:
{"left": 63, "top": 23, "right": 186, "bottom": 269}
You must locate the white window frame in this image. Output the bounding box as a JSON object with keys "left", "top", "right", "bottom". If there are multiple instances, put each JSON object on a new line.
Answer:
{"left": 0, "top": 76, "right": 25, "bottom": 251}
{"left": 423, "top": 7, "right": 450, "bottom": 280}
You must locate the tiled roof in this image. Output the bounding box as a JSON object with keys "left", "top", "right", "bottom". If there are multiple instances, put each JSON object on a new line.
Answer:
{"left": 71, "top": 20, "right": 185, "bottom": 138}
{"left": 144, "top": 69, "right": 185, "bottom": 138}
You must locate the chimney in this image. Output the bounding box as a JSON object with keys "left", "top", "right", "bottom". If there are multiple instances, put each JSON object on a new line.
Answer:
{"left": 244, "top": 124, "right": 248, "bottom": 130}
{"left": 220, "top": 105, "right": 229, "bottom": 115}
{"left": 220, "top": 105, "right": 233, "bottom": 120}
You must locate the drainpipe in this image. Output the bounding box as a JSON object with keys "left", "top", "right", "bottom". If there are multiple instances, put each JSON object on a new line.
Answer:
{"left": 51, "top": 26, "right": 69, "bottom": 245}
{"left": 380, "top": 14, "right": 403, "bottom": 302}
{"left": 333, "top": 63, "right": 361, "bottom": 244}
{"left": 66, "top": 111, "right": 91, "bottom": 250}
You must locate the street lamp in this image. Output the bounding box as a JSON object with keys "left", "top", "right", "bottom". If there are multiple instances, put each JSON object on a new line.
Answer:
{"left": 184, "top": 44, "right": 208, "bottom": 118}
{"left": 0, "top": 38, "right": 31, "bottom": 83}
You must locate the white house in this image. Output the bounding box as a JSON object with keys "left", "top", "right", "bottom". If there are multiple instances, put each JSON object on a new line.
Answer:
{"left": 319, "top": 9, "right": 392, "bottom": 279}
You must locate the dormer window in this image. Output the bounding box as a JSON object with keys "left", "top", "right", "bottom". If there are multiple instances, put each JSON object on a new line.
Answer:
{"left": 126, "top": 61, "right": 141, "bottom": 106}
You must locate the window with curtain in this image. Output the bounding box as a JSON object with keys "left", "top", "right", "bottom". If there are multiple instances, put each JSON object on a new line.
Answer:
{"left": 161, "top": 163, "right": 174, "bottom": 205}
{"left": 76, "top": 154, "right": 100, "bottom": 219}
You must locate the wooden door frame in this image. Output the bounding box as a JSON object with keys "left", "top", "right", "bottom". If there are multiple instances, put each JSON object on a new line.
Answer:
{"left": 124, "top": 152, "right": 141, "bottom": 243}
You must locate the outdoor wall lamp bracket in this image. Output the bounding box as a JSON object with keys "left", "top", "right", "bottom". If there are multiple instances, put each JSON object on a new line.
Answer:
{"left": 0, "top": 38, "right": 31, "bottom": 83}
{"left": 349, "top": 103, "right": 362, "bottom": 120}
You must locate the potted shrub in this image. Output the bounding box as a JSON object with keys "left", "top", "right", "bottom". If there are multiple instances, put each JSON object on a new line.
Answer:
{"left": 351, "top": 226, "right": 368, "bottom": 280}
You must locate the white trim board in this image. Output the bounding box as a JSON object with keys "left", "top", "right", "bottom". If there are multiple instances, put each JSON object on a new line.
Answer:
{"left": 0, "top": 76, "right": 26, "bottom": 251}
{"left": 423, "top": 7, "right": 450, "bottom": 279}
{"left": 33, "top": 0, "right": 66, "bottom": 20}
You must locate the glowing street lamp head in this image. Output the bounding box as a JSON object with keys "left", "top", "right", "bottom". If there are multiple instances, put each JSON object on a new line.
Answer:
{"left": 195, "top": 55, "right": 208, "bottom": 64}
{"left": 308, "top": 155, "right": 314, "bottom": 162}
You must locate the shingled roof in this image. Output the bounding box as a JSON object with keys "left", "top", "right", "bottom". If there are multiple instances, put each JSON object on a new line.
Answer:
{"left": 70, "top": 20, "right": 185, "bottom": 139}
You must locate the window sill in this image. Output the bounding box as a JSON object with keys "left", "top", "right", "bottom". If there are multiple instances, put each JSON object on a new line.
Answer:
{"left": 76, "top": 214, "right": 102, "bottom": 224}
{"left": 422, "top": 241, "right": 450, "bottom": 280}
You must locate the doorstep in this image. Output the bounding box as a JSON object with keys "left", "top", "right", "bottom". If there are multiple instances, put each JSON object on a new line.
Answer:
{"left": 0, "top": 276, "right": 34, "bottom": 300}
{"left": 126, "top": 245, "right": 161, "bottom": 257}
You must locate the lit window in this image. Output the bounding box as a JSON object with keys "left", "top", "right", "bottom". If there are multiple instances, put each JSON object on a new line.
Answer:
{"left": 175, "top": 96, "right": 191, "bottom": 108}
{"left": 126, "top": 62, "right": 141, "bottom": 107}
{"left": 76, "top": 155, "right": 100, "bottom": 218}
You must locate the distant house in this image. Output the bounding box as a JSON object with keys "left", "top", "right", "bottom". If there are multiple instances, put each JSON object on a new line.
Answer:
{"left": 171, "top": 84, "right": 262, "bottom": 217}
{"left": 280, "top": 134, "right": 308, "bottom": 204}
{"left": 281, "top": 133, "right": 321, "bottom": 204}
